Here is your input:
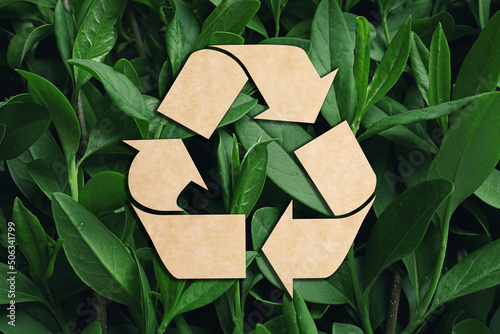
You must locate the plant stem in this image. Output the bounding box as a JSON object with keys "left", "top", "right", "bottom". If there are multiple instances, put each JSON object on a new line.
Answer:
{"left": 402, "top": 215, "right": 451, "bottom": 333}
{"left": 46, "top": 289, "right": 70, "bottom": 334}
{"left": 385, "top": 269, "right": 402, "bottom": 334}
{"left": 233, "top": 280, "right": 244, "bottom": 334}
{"left": 68, "top": 157, "right": 79, "bottom": 201}
{"left": 382, "top": 13, "right": 391, "bottom": 45}
{"left": 77, "top": 90, "right": 88, "bottom": 153}
{"left": 348, "top": 245, "right": 374, "bottom": 334}
{"left": 127, "top": 7, "right": 147, "bottom": 57}
{"left": 94, "top": 292, "right": 108, "bottom": 334}
{"left": 154, "top": 118, "right": 165, "bottom": 139}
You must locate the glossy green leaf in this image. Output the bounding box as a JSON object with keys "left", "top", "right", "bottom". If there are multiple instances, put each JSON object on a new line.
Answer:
{"left": 79, "top": 171, "right": 127, "bottom": 217}
{"left": 412, "top": 12, "right": 455, "bottom": 47}
{"left": 133, "top": 251, "right": 156, "bottom": 334}
{"left": 453, "top": 11, "right": 500, "bottom": 99}
{"left": 68, "top": 59, "right": 149, "bottom": 137}
{"left": 475, "top": 169, "right": 500, "bottom": 209}
{"left": 12, "top": 198, "right": 49, "bottom": 286}
{"left": 0, "top": 263, "right": 48, "bottom": 305}
{"left": 7, "top": 24, "right": 53, "bottom": 68}
{"left": 235, "top": 115, "right": 331, "bottom": 216}
{"left": 113, "top": 58, "right": 141, "bottom": 91}
{"left": 358, "top": 93, "right": 489, "bottom": 142}
{"left": 283, "top": 288, "right": 318, "bottom": 334}
{"left": 255, "top": 324, "right": 272, "bottom": 334}
{"left": 166, "top": 0, "right": 200, "bottom": 77}
{"left": 52, "top": 193, "right": 140, "bottom": 307}
{"left": 433, "top": 238, "right": 500, "bottom": 308}
{"left": 190, "top": 0, "right": 260, "bottom": 52}
{"left": 310, "top": 0, "right": 354, "bottom": 124}
{"left": 72, "top": 0, "right": 125, "bottom": 88}
{"left": 410, "top": 32, "right": 430, "bottom": 105}
{"left": 16, "top": 70, "right": 80, "bottom": 164}
{"left": 353, "top": 16, "right": 370, "bottom": 113}
{"left": 452, "top": 319, "right": 491, "bottom": 334}
{"left": 218, "top": 93, "right": 257, "bottom": 128}
{"left": 363, "top": 179, "right": 454, "bottom": 295}
{"left": 478, "top": 0, "right": 491, "bottom": 28}
{"left": 331, "top": 323, "right": 364, "bottom": 334}
{"left": 173, "top": 280, "right": 234, "bottom": 315}
{"left": 364, "top": 17, "right": 411, "bottom": 115}
{"left": 259, "top": 37, "right": 312, "bottom": 53}
{"left": 54, "top": 0, "right": 75, "bottom": 77}
{"left": 230, "top": 137, "right": 274, "bottom": 216}
{"left": 217, "top": 130, "right": 233, "bottom": 212}
{"left": 428, "top": 93, "right": 500, "bottom": 221}
{"left": 429, "top": 24, "right": 451, "bottom": 106}
{"left": 0, "top": 102, "right": 50, "bottom": 161}
{"left": 209, "top": 31, "right": 244, "bottom": 45}
{"left": 27, "top": 157, "right": 68, "bottom": 198}
{"left": 81, "top": 322, "right": 102, "bottom": 334}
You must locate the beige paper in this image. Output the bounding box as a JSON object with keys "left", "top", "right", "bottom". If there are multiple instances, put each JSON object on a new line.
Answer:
{"left": 215, "top": 45, "right": 337, "bottom": 123}
{"left": 133, "top": 205, "right": 246, "bottom": 278}
{"left": 295, "top": 121, "right": 377, "bottom": 216}
{"left": 125, "top": 139, "right": 207, "bottom": 211}
{"left": 262, "top": 199, "right": 374, "bottom": 296}
{"left": 157, "top": 49, "right": 248, "bottom": 139}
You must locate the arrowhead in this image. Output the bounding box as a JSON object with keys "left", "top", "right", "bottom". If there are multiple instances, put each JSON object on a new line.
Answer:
{"left": 215, "top": 45, "right": 337, "bottom": 123}
{"left": 262, "top": 199, "right": 374, "bottom": 297}
{"left": 125, "top": 139, "right": 207, "bottom": 211}
{"left": 132, "top": 205, "right": 246, "bottom": 278}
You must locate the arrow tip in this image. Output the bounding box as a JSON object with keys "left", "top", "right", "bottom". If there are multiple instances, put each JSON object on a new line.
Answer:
{"left": 123, "top": 140, "right": 144, "bottom": 150}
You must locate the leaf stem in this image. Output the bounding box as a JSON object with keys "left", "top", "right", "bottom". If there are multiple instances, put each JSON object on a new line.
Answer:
{"left": 382, "top": 14, "right": 391, "bottom": 45}
{"left": 77, "top": 90, "right": 88, "bottom": 153}
{"left": 154, "top": 118, "right": 165, "bottom": 139}
{"left": 46, "top": 289, "right": 70, "bottom": 334}
{"left": 385, "top": 269, "right": 402, "bottom": 334}
{"left": 68, "top": 157, "right": 79, "bottom": 201}
{"left": 348, "top": 245, "right": 373, "bottom": 334}
{"left": 402, "top": 215, "right": 450, "bottom": 333}
{"left": 127, "top": 7, "right": 147, "bottom": 57}
{"left": 93, "top": 292, "right": 108, "bottom": 334}
{"left": 233, "top": 280, "right": 244, "bottom": 334}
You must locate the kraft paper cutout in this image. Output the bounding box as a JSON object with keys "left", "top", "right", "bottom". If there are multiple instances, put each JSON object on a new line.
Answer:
{"left": 125, "top": 139, "right": 207, "bottom": 212}
{"left": 157, "top": 49, "right": 248, "bottom": 139}
{"left": 215, "top": 45, "right": 337, "bottom": 123}
{"left": 294, "top": 121, "right": 377, "bottom": 216}
{"left": 133, "top": 205, "right": 246, "bottom": 278}
{"left": 262, "top": 199, "right": 375, "bottom": 296}
{"left": 126, "top": 45, "right": 377, "bottom": 295}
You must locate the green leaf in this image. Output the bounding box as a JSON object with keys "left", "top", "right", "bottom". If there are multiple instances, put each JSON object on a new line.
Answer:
{"left": 353, "top": 16, "right": 370, "bottom": 113}
{"left": 6, "top": 24, "right": 53, "bottom": 68}
{"left": 81, "top": 322, "right": 102, "bottom": 334}
{"left": 428, "top": 93, "right": 500, "bottom": 221}
{"left": 54, "top": 0, "right": 75, "bottom": 78}
{"left": 218, "top": 93, "right": 258, "bottom": 128}
{"left": 12, "top": 198, "right": 49, "bottom": 286}
{"left": 79, "top": 171, "right": 127, "bottom": 217}
{"left": 478, "top": 0, "right": 491, "bottom": 28}
{"left": 113, "top": 58, "right": 141, "bottom": 91}
{"left": 0, "top": 102, "right": 50, "bottom": 161}
{"left": 209, "top": 31, "right": 244, "bottom": 45}
{"left": 173, "top": 280, "right": 234, "bottom": 316}
{"left": 259, "top": 37, "right": 312, "bottom": 54}
{"left": 154, "top": 256, "right": 186, "bottom": 328}
{"left": 453, "top": 11, "right": 500, "bottom": 99}
{"left": 283, "top": 288, "right": 318, "bottom": 334}
{"left": 255, "top": 324, "right": 272, "bottom": 334}
{"left": 217, "top": 130, "right": 233, "bottom": 212}
{"left": 358, "top": 93, "right": 489, "bottom": 142}
{"left": 412, "top": 12, "right": 455, "bottom": 47}
{"left": 0, "top": 262, "right": 48, "bottom": 305}
{"left": 251, "top": 206, "right": 280, "bottom": 251}
{"left": 72, "top": 0, "right": 125, "bottom": 88}
{"left": 16, "top": 70, "right": 80, "bottom": 165}
{"left": 132, "top": 251, "right": 156, "bottom": 334}
{"left": 432, "top": 238, "right": 500, "bottom": 308}
{"left": 190, "top": 0, "right": 260, "bottom": 52}
{"left": 0, "top": 124, "right": 5, "bottom": 146}
{"left": 68, "top": 59, "right": 149, "bottom": 137}
{"left": 0, "top": 0, "right": 56, "bottom": 8}
{"left": 166, "top": 0, "right": 200, "bottom": 77}
{"left": 52, "top": 193, "right": 140, "bottom": 307}
{"left": 294, "top": 262, "right": 354, "bottom": 307}
{"left": 44, "top": 238, "right": 64, "bottom": 281}
{"left": 230, "top": 137, "right": 274, "bottom": 216}
{"left": 452, "top": 319, "right": 492, "bottom": 334}
{"left": 410, "top": 32, "right": 430, "bottom": 105}
{"left": 310, "top": 0, "right": 354, "bottom": 124}
{"left": 428, "top": 24, "right": 451, "bottom": 106}
{"left": 235, "top": 115, "right": 331, "bottom": 215}
{"left": 475, "top": 169, "right": 500, "bottom": 209}
{"left": 364, "top": 17, "right": 411, "bottom": 115}
{"left": 27, "top": 157, "right": 68, "bottom": 198}
{"left": 363, "top": 179, "right": 454, "bottom": 295}
{"left": 331, "top": 323, "right": 364, "bottom": 334}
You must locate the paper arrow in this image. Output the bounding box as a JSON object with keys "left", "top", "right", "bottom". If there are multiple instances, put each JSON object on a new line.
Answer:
{"left": 133, "top": 205, "right": 246, "bottom": 278}
{"left": 125, "top": 139, "right": 207, "bottom": 211}
{"left": 262, "top": 199, "right": 374, "bottom": 296}
{"left": 215, "top": 45, "right": 337, "bottom": 123}
{"left": 157, "top": 49, "right": 248, "bottom": 139}
{"left": 294, "top": 121, "right": 377, "bottom": 216}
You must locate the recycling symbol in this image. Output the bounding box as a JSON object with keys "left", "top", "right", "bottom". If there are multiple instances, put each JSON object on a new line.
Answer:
{"left": 126, "top": 45, "right": 377, "bottom": 296}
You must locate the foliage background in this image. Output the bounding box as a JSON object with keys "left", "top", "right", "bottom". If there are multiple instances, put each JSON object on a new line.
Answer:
{"left": 1, "top": 0, "right": 500, "bottom": 333}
